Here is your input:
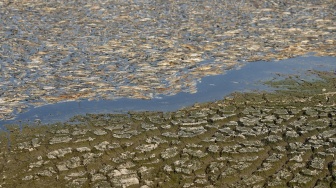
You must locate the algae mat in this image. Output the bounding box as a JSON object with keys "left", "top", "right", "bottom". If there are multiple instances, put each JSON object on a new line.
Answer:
{"left": 0, "top": 70, "right": 335, "bottom": 187}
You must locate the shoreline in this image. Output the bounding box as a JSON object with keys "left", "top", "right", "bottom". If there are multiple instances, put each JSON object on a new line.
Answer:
{"left": 2, "top": 55, "right": 335, "bottom": 127}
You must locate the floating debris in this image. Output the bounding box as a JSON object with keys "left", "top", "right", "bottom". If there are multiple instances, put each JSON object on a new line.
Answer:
{"left": 0, "top": 0, "right": 335, "bottom": 120}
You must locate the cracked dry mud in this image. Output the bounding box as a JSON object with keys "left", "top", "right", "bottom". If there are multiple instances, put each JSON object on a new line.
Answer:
{"left": 0, "top": 71, "right": 335, "bottom": 188}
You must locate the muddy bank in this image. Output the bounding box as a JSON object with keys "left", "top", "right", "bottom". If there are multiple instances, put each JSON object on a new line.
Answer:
{"left": 0, "top": 70, "right": 335, "bottom": 187}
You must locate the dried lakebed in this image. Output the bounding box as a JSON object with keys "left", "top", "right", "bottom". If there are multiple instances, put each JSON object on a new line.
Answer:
{"left": 0, "top": 70, "right": 335, "bottom": 188}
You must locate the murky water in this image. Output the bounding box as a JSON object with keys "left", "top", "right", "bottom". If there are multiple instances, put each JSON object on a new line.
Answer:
{"left": 1, "top": 55, "right": 335, "bottom": 128}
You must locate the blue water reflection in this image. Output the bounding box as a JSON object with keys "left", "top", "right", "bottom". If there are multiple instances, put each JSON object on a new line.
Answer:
{"left": 1, "top": 56, "right": 335, "bottom": 127}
